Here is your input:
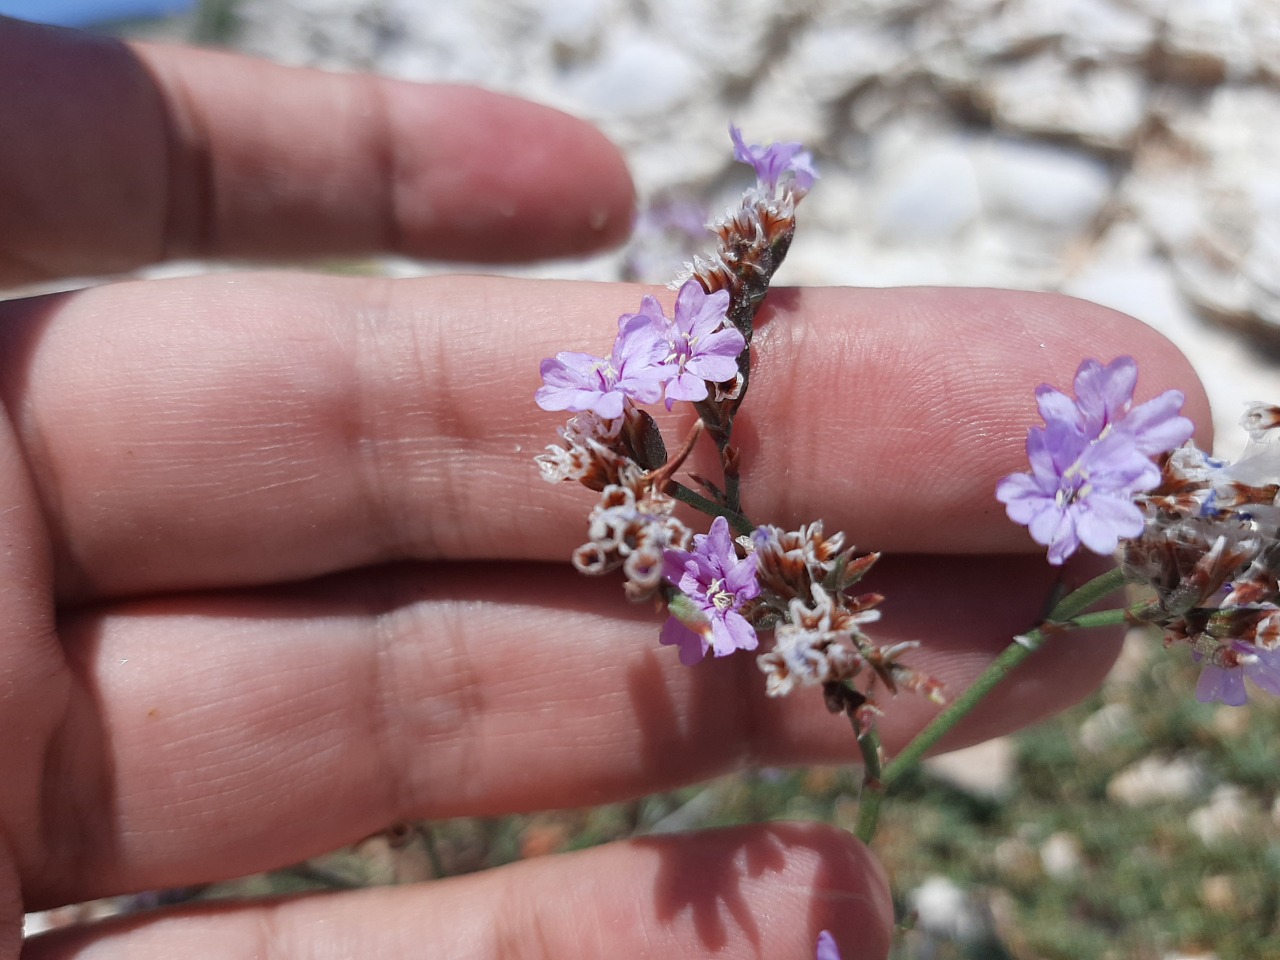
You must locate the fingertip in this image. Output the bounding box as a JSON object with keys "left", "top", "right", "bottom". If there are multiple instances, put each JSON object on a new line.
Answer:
{"left": 0, "top": 26, "right": 635, "bottom": 281}
{"left": 22, "top": 821, "right": 896, "bottom": 960}
{"left": 636, "top": 821, "right": 894, "bottom": 959}
{"left": 385, "top": 84, "right": 636, "bottom": 262}
{"left": 785, "top": 822, "right": 896, "bottom": 960}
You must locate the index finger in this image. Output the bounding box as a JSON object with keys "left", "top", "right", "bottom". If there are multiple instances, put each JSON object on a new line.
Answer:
{"left": 0, "top": 17, "right": 634, "bottom": 285}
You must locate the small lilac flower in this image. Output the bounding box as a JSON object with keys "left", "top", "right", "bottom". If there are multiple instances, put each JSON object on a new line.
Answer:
{"left": 1195, "top": 639, "right": 1280, "bottom": 706}
{"left": 1035, "top": 356, "right": 1193, "bottom": 455}
{"left": 729, "top": 124, "right": 818, "bottom": 194}
{"left": 997, "top": 420, "right": 1159, "bottom": 565}
{"left": 816, "top": 931, "right": 842, "bottom": 960}
{"left": 536, "top": 312, "right": 672, "bottom": 419}
{"left": 662, "top": 280, "right": 744, "bottom": 408}
{"left": 998, "top": 358, "right": 1194, "bottom": 565}
{"left": 661, "top": 515, "right": 761, "bottom": 665}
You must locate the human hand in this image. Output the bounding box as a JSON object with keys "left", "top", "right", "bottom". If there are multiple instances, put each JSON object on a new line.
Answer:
{"left": 1, "top": 17, "right": 1208, "bottom": 959}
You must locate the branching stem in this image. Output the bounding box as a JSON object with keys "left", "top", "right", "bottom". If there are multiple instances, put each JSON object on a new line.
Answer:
{"left": 855, "top": 566, "right": 1132, "bottom": 844}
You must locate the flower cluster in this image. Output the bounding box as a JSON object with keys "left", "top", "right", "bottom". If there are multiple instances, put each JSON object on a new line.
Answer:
{"left": 661, "top": 516, "right": 761, "bottom": 665}
{"left": 996, "top": 357, "right": 1194, "bottom": 565}
{"left": 535, "top": 126, "right": 940, "bottom": 729}
{"left": 730, "top": 123, "right": 817, "bottom": 196}
{"left": 999, "top": 359, "right": 1280, "bottom": 706}
{"left": 751, "top": 523, "right": 942, "bottom": 728}
{"left": 1122, "top": 402, "right": 1280, "bottom": 705}
{"left": 536, "top": 279, "right": 742, "bottom": 419}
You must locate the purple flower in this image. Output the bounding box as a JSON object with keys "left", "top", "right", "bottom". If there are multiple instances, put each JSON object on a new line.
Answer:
{"left": 1035, "top": 357, "right": 1193, "bottom": 454}
{"left": 729, "top": 124, "right": 818, "bottom": 194}
{"left": 536, "top": 312, "right": 672, "bottom": 419}
{"left": 997, "top": 358, "right": 1194, "bottom": 565}
{"left": 662, "top": 280, "right": 744, "bottom": 408}
{"left": 1195, "top": 639, "right": 1280, "bottom": 706}
{"left": 661, "top": 515, "right": 761, "bottom": 665}
{"left": 997, "top": 420, "right": 1157, "bottom": 565}
{"left": 816, "top": 931, "right": 842, "bottom": 960}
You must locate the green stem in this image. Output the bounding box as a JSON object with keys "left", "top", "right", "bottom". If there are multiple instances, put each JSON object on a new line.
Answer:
{"left": 856, "top": 564, "right": 1132, "bottom": 843}
{"left": 1048, "top": 566, "right": 1128, "bottom": 620}
{"left": 855, "top": 727, "right": 885, "bottom": 844}
{"left": 878, "top": 626, "right": 1048, "bottom": 789}
{"left": 724, "top": 470, "right": 741, "bottom": 518}
{"left": 857, "top": 726, "right": 883, "bottom": 786}
{"left": 1057, "top": 607, "right": 1133, "bottom": 631}
{"left": 668, "top": 482, "right": 754, "bottom": 536}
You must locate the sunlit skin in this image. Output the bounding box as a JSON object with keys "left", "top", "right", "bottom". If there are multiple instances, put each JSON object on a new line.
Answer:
{"left": 0, "top": 16, "right": 1210, "bottom": 960}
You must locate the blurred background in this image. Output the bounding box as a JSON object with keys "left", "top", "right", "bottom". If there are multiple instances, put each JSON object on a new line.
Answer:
{"left": 11, "top": 1, "right": 1280, "bottom": 957}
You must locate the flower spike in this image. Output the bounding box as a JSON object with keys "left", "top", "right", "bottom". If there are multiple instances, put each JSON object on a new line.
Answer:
{"left": 729, "top": 123, "right": 818, "bottom": 196}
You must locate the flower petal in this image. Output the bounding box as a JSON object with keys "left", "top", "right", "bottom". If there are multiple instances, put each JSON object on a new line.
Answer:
{"left": 816, "top": 931, "right": 843, "bottom": 960}
{"left": 660, "top": 617, "right": 707, "bottom": 665}
{"left": 1197, "top": 663, "right": 1247, "bottom": 706}
{"left": 1074, "top": 493, "right": 1143, "bottom": 555}
{"left": 1121, "top": 389, "right": 1194, "bottom": 455}
{"left": 1074, "top": 356, "right": 1137, "bottom": 432}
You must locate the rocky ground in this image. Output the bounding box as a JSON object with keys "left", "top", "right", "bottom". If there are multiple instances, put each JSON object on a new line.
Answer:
{"left": 219, "top": 0, "right": 1280, "bottom": 458}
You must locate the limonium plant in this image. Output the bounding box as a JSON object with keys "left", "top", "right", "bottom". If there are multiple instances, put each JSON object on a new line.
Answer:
{"left": 535, "top": 126, "right": 1280, "bottom": 958}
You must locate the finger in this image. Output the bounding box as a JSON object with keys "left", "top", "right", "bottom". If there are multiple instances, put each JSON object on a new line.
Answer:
{"left": 0, "top": 18, "right": 633, "bottom": 285}
{"left": 24, "top": 824, "right": 892, "bottom": 960}
{"left": 0, "top": 276, "right": 1212, "bottom": 600}
{"left": 37, "top": 556, "right": 1109, "bottom": 905}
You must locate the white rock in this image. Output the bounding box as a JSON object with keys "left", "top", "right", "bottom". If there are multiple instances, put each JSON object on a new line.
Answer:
{"left": 1040, "top": 831, "right": 1084, "bottom": 880}
{"left": 985, "top": 56, "right": 1147, "bottom": 149}
{"left": 646, "top": 0, "right": 777, "bottom": 78}
{"left": 1107, "top": 754, "right": 1209, "bottom": 807}
{"left": 561, "top": 30, "right": 702, "bottom": 118}
{"left": 872, "top": 138, "right": 981, "bottom": 242}
{"left": 973, "top": 137, "right": 1112, "bottom": 234}
{"left": 1161, "top": 0, "right": 1255, "bottom": 82}
{"left": 963, "top": 0, "right": 1063, "bottom": 60}
{"left": 1076, "top": 701, "right": 1136, "bottom": 754}
{"left": 531, "top": 0, "right": 617, "bottom": 51}
{"left": 1188, "top": 784, "right": 1256, "bottom": 846}
{"left": 786, "top": 23, "right": 910, "bottom": 102}
{"left": 1125, "top": 170, "right": 1205, "bottom": 252}
{"left": 1060, "top": 0, "right": 1158, "bottom": 63}
{"left": 908, "top": 875, "right": 986, "bottom": 942}
{"left": 961, "top": 0, "right": 1153, "bottom": 64}
{"left": 924, "top": 737, "right": 1014, "bottom": 801}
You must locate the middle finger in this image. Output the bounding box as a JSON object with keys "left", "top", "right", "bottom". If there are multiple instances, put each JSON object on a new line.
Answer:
{"left": 0, "top": 274, "right": 1209, "bottom": 601}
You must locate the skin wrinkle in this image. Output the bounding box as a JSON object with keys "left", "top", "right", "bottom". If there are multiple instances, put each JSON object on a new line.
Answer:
{"left": 36, "top": 672, "right": 108, "bottom": 906}
{"left": 355, "top": 70, "right": 406, "bottom": 256}
{"left": 137, "top": 40, "right": 214, "bottom": 263}
{"left": 357, "top": 601, "right": 415, "bottom": 835}
{"left": 348, "top": 276, "right": 414, "bottom": 564}
{"left": 0, "top": 314, "right": 80, "bottom": 597}
{"left": 381, "top": 589, "right": 491, "bottom": 815}
{"left": 367, "top": 591, "right": 476, "bottom": 821}
{"left": 402, "top": 279, "right": 469, "bottom": 559}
